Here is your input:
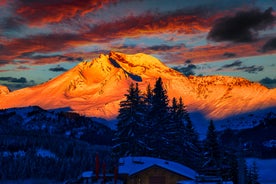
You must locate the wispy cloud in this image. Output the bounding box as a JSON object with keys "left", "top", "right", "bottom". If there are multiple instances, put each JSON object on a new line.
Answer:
{"left": 223, "top": 52, "right": 236, "bottom": 58}
{"left": 49, "top": 65, "right": 68, "bottom": 72}
{"left": 221, "top": 60, "right": 243, "bottom": 68}
{"left": 15, "top": 0, "right": 119, "bottom": 26}
{"left": 236, "top": 65, "right": 264, "bottom": 73}
{"left": 216, "top": 60, "right": 264, "bottom": 74}
{"left": 0, "top": 76, "right": 36, "bottom": 90}
{"left": 173, "top": 64, "right": 197, "bottom": 76}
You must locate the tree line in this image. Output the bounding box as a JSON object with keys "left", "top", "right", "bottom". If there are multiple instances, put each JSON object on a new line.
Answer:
{"left": 112, "top": 77, "right": 260, "bottom": 184}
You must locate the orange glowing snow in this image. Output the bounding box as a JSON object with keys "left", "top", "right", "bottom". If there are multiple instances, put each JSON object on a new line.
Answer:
{"left": 0, "top": 52, "right": 275, "bottom": 120}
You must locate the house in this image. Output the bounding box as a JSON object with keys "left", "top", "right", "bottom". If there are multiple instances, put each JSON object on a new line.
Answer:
{"left": 118, "top": 156, "right": 197, "bottom": 184}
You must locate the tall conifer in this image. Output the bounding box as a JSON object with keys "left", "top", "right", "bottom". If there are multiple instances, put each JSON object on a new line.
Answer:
{"left": 112, "top": 83, "right": 145, "bottom": 157}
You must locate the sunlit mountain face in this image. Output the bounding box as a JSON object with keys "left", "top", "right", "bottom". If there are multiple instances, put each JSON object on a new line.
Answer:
{"left": 0, "top": 52, "right": 275, "bottom": 122}
{"left": 0, "top": 0, "right": 275, "bottom": 91}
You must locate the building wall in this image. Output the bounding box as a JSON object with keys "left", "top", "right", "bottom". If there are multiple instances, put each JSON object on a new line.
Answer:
{"left": 126, "top": 165, "right": 191, "bottom": 184}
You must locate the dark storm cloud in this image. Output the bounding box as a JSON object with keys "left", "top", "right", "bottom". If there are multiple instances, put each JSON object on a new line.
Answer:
{"left": 49, "top": 65, "right": 68, "bottom": 72}
{"left": 259, "top": 77, "right": 276, "bottom": 88}
{"left": 173, "top": 64, "right": 197, "bottom": 76}
{"left": 236, "top": 65, "right": 264, "bottom": 73}
{"left": 261, "top": 37, "right": 276, "bottom": 52}
{"left": 0, "top": 77, "right": 27, "bottom": 83}
{"left": 223, "top": 52, "right": 236, "bottom": 58}
{"left": 208, "top": 7, "right": 275, "bottom": 42}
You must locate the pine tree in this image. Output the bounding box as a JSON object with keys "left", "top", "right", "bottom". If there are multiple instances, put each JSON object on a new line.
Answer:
{"left": 202, "top": 120, "right": 221, "bottom": 176}
{"left": 178, "top": 97, "right": 191, "bottom": 124}
{"left": 183, "top": 116, "right": 202, "bottom": 171}
{"left": 248, "top": 161, "right": 259, "bottom": 184}
{"left": 112, "top": 83, "right": 145, "bottom": 158}
{"left": 152, "top": 77, "right": 169, "bottom": 115}
{"left": 251, "top": 161, "right": 259, "bottom": 184}
{"left": 167, "top": 97, "right": 186, "bottom": 162}
{"left": 140, "top": 83, "right": 154, "bottom": 156}
{"left": 221, "top": 149, "right": 239, "bottom": 184}
{"left": 237, "top": 140, "right": 248, "bottom": 184}
{"left": 148, "top": 77, "right": 170, "bottom": 158}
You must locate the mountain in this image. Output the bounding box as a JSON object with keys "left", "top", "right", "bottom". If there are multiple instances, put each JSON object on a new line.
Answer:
{"left": 0, "top": 51, "right": 275, "bottom": 123}
{"left": 0, "top": 85, "right": 9, "bottom": 95}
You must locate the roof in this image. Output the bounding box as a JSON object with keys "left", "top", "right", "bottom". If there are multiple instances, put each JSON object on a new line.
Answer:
{"left": 118, "top": 156, "right": 197, "bottom": 179}
{"left": 81, "top": 171, "right": 93, "bottom": 178}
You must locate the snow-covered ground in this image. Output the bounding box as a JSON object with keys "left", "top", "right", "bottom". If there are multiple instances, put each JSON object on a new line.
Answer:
{"left": 246, "top": 158, "right": 276, "bottom": 184}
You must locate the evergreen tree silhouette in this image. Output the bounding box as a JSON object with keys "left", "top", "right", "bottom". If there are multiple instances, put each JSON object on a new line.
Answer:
{"left": 202, "top": 120, "right": 221, "bottom": 176}
{"left": 112, "top": 83, "right": 145, "bottom": 157}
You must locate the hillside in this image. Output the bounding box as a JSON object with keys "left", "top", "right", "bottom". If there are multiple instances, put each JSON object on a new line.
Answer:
{"left": 0, "top": 52, "right": 275, "bottom": 121}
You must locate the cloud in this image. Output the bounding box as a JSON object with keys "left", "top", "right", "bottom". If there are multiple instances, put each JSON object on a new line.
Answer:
{"left": 0, "top": 77, "right": 27, "bottom": 83}
{"left": 261, "top": 37, "right": 276, "bottom": 52}
{"left": 208, "top": 7, "right": 275, "bottom": 42}
{"left": 216, "top": 60, "right": 264, "bottom": 74}
{"left": 148, "top": 44, "right": 186, "bottom": 51}
{"left": 16, "top": 66, "right": 31, "bottom": 70}
{"left": 49, "top": 65, "right": 68, "bottom": 72}
{"left": 0, "top": 77, "right": 36, "bottom": 91}
{"left": 185, "top": 59, "right": 192, "bottom": 64}
{"left": 20, "top": 52, "right": 83, "bottom": 62}
{"left": 173, "top": 64, "right": 197, "bottom": 76}
{"left": 0, "top": 0, "right": 7, "bottom": 6}
{"left": 82, "top": 10, "right": 210, "bottom": 42}
{"left": 162, "top": 41, "right": 263, "bottom": 64}
{"left": 223, "top": 52, "right": 236, "bottom": 58}
{"left": 15, "top": 0, "right": 118, "bottom": 26}
{"left": 221, "top": 60, "right": 242, "bottom": 68}
{"left": 259, "top": 77, "right": 276, "bottom": 88}
{"left": 0, "top": 2, "right": 273, "bottom": 68}
{"left": 0, "top": 16, "right": 24, "bottom": 32}
{"left": 236, "top": 65, "right": 264, "bottom": 73}
{"left": 0, "top": 60, "right": 10, "bottom": 65}
{"left": 0, "top": 33, "right": 85, "bottom": 64}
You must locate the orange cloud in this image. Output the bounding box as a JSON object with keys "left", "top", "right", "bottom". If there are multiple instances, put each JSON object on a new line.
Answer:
{"left": 16, "top": 0, "right": 118, "bottom": 26}
{"left": 1, "top": 6, "right": 274, "bottom": 68}
{"left": 93, "top": 12, "right": 209, "bottom": 37}
{"left": 0, "top": 0, "right": 7, "bottom": 6}
{"left": 159, "top": 40, "right": 271, "bottom": 64}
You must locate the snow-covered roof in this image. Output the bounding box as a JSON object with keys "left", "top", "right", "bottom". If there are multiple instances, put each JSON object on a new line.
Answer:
{"left": 118, "top": 156, "right": 197, "bottom": 179}
{"left": 81, "top": 171, "right": 93, "bottom": 178}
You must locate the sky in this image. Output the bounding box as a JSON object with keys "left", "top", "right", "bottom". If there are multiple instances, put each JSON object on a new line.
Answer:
{"left": 0, "top": 0, "right": 275, "bottom": 90}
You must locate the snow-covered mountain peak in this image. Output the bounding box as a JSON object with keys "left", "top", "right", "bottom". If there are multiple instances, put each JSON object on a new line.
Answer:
{"left": 0, "top": 85, "right": 10, "bottom": 95}
{"left": 108, "top": 51, "right": 182, "bottom": 78}
{"left": 0, "top": 52, "right": 275, "bottom": 122}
